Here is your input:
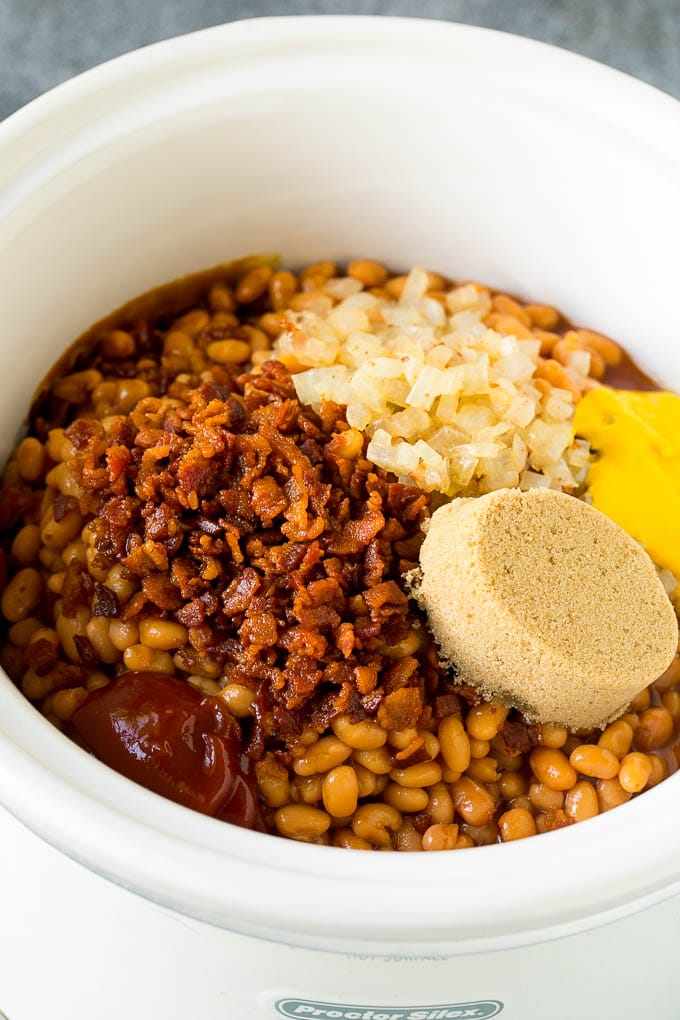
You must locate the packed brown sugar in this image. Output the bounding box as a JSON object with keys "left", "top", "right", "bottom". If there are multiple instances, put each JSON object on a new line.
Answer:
{"left": 1, "top": 257, "right": 679, "bottom": 851}
{"left": 414, "top": 488, "right": 678, "bottom": 731}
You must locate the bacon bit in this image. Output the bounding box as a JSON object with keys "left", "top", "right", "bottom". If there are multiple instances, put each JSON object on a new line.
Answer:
{"left": 336, "top": 622, "right": 355, "bottom": 659}
{"left": 394, "top": 736, "right": 429, "bottom": 767}
{"left": 106, "top": 445, "right": 133, "bottom": 482}
{"left": 377, "top": 687, "right": 422, "bottom": 730}
{"left": 92, "top": 582, "right": 120, "bottom": 618}
{"left": 23, "top": 638, "right": 59, "bottom": 676}
{"left": 501, "top": 718, "right": 538, "bottom": 755}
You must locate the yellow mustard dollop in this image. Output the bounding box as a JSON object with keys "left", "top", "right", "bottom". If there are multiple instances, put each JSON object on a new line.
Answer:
{"left": 573, "top": 387, "right": 680, "bottom": 578}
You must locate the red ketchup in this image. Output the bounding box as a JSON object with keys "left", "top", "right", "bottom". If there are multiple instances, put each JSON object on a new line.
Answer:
{"left": 72, "top": 671, "right": 262, "bottom": 830}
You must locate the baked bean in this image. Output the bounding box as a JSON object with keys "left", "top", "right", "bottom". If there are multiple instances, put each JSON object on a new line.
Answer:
{"left": 236, "top": 266, "right": 272, "bottom": 304}
{"left": 30, "top": 626, "right": 58, "bottom": 648}
{"left": 438, "top": 715, "right": 471, "bottom": 773}
{"left": 455, "top": 833, "right": 475, "bottom": 849}
{"left": 274, "top": 804, "right": 330, "bottom": 841}
{"left": 352, "top": 803, "right": 402, "bottom": 847}
{"left": 564, "top": 781, "right": 600, "bottom": 822}
{"left": 529, "top": 747, "right": 578, "bottom": 791}
{"left": 373, "top": 773, "right": 389, "bottom": 796}
{"left": 630, "top": 687, "right": 651, "bottom": 712}
{"left": 539, "top": 724, "right": 568, "bottom": 749}
{"left": 498, "top": 807, "right": 537, "bottom": 842}
{"left": 488, "top": 313, "right": 533, "bottom": 340}
{"left": 22, "top": 668, "right": 54, "bottom": 701}
{"left": 390, "top": 761, "right": 442, "bottom": 788}
{"left": 186, "top": 675, "right": 221, "bottom": 696}
{"left": 174, "top": 309, "right": 210, "bottom": 335}
{"left": 499, "top": 770, "right": 528, "bottom": 800}
{"left": 45, "top": 462, "right": 84, "bottom": 498}
{"left": 82, "top": 618, "right": 118, "bottom": 664}
{"left": 452, "top": 776, "right": 496, "bottom": 826}
{"left": 573, "top": 328, "right": 623, "bottom": 366}
{"left": 41, "top": 508, "right": 83, "bottom": 550}
{"left": 347, "top": 259, "right": 388, "bottom": 288}
{"left": 331, "top": 714, "right": 386, "bottom": 749}
{"left": 55, "top": 607, "right": 89, "bottom": 662}
{"left": 208, "top": 282, "right": 237, "bottom": 313}
{"left": 524, "top": 303, "right": 559, "bottom": 329}
{"left": 291, "top": 775, "right": 323, "bottom": 805}
{"left": 440, "top": 765, "right": 462, "bottom": 783}
{"left": 385, "top": 275, "right": 408, "bottom": 299}
{"left": 52, "top": 369, "right": 102, "bottom": 403}
{"left": 105, "top": 564, "right": 136, "bottom": 603}
{"left": 206, "top": 339, "right": 251, "bottom": 364}
{"left": 427, "top": 782, "right": 455, "bottom": 824}
{"left": 163, "top": 330, "right": 194, "bottom": 357}
{"left": 419, "top": 729, "right": 440, "bottom": 761}
{"left": 387, "top": 727, "right": 418, "bottom": 750}
{"left": 322, "top": 766, "right": 360, "bottom": 817}
{"left": 112, "top": 379, "right": 149, "bottom": 412}
{"left": 655, "top": 656, "right": 680, "bottom": 692}
{"left": 52, "top": 687, "right": 88, "bottom": 721}
{"left": 2, "top": 567, "right": 42, "bottom": 623}
{"left": 300, "top": 261, "right": 337, "bottom": 285}
{"left": 466, "top": 703, "right": 508, "bottom": 741}
{"left": 259, "top": 311, "right": 289, "bottom": 338}
{"left": 108, "top": 618, "right": 140, "bottom": 651}
{"left": 354, "top": 763, "right": 378, "bottom": 798}
{"left": 635, "top": 707, "right": 674, "bottom": 750}
{"left": 569, "top": 745, "right": 620, "bottom": 780}
{"left": 16, "top": 437, "right": 45, "bottom": 482}
{"left": 352, "top": 746, "right": 393, "bottom": 775}
{"left": 332, "top": 828, "right": 373, "bottom": 850}
{"left": 139, "top": 618, "right": 188, "bottom": 651}
{"left": 394, "top": 819, "right": 424, "bottom": 852}
{"left": 268, "top": 270, "right": 298, "bottom": 310}
{"left": 466, "top": 757, "right": 500, "bottom": 784}
{"left": 8, "top": 617, "right": 41, "bottom": 647}
{"left": 490, "top": 294, "right": 532, "bottom": 325}
{"left": 422, "top": 823, "right": 459, "bottom": 851}
{"left": 597, "top": 777, "right": 632, "bottom": 812}
{"left": 293, "top": 736, "right": 352, "bottom": 776}
{"left": 618, "top": 752, "right": 653, "bottom": 793}
{"left": 100, "top": 328, "right": 135, "bottom": 358}
{"left": 11, "top": 524, "right": 41, "bottom": 565}
{"left": 461, "top": 821, "right": 499, "bottom": 846}
{"left": 122, "top": 644, "right": 174, "bottom": 674}
{"left": 219, "top": 683, "right": 256, "bottom": 718}
{"left": 598, "top": 719, "right": 634, "bottom": 759}
{"left": 529, "top": 782, "right": 564, "bottom": 811}
{"left": 535, "top": 359, "right": 581, "bottom": 401}
{"left": 383, "top": 783, "right": 429, "bottom": 813}
{"left": 469, "top": 738, "right": 490, "bottom": 759}
{"left": 86, "top": 671, "right": 111, "bottom": 692}
{"left": 647, "top": 754, "right": 669, "bottom": 788}
{"left": 254, "top": 762, "right": 289, "bottom": 807}
{"left": 661, "top": 690, "right": 680, "bottom": 722}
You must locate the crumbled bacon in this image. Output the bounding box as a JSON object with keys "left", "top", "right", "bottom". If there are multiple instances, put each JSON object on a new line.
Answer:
{"left": 39, "top": 359, "right": 448, "bottom": 756}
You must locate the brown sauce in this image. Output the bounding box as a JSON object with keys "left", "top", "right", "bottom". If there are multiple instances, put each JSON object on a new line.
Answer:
{"left": 603, "top": 348, "right": 661, "bottom": 392}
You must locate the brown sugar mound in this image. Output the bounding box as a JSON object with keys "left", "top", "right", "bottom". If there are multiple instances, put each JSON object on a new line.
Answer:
{"left": 415, "top": 488, "right": 679, "bottom": 730}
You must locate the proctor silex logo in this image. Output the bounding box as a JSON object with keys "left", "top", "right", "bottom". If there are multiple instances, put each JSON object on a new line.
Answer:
{"left": 275, "top": 1001, "right": 503, "bottom": 1020}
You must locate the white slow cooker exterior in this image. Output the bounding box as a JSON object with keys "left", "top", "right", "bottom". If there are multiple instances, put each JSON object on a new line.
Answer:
{"left": 1, "top": 16, "right": 680, "bottom": 1019}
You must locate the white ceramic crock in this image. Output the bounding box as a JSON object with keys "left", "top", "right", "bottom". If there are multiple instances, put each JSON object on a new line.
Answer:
{"left": 1, "top": 17, "right": 680, "bottom": 1020}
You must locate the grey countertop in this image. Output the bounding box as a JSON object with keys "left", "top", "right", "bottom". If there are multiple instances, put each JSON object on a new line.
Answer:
{"left": 1, "top": 0, "right": 680, "bottom": 121}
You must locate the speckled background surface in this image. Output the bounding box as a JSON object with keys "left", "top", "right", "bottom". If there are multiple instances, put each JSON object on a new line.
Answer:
{"left": 1, "top": 0, "right": 679, "bottom": 120}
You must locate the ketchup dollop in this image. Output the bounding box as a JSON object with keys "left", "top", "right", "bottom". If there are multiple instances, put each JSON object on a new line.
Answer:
{"left": 72, "top": 671, "right": 262, "bottom": 829}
